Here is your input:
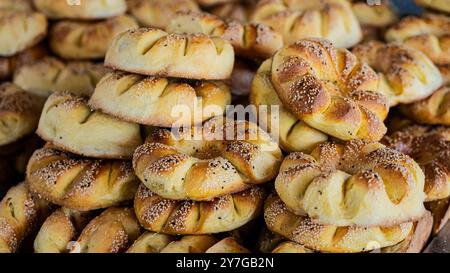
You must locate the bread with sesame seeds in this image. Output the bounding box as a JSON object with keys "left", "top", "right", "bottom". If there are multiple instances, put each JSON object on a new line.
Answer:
{"left": 352, "top": 40, "right": 443, "bottom": 106}
{"left": 68, "top": 207, "right": 141, "bottom": 253}
{"left": 382, "top": 125, "right": 450, "bottom": 202}
{"left": 264, "top": 195, "right": 413, "bottom": 253}
{"left": 276, "top": 140, "right": 426, "bottom": 227}
{"left": 88, "top": 71, "right": 231, "bottom": 127}
{"left": 0, "top": 182, "right": 51, "bottom": 253}
{"left": 133, "top": 117, "right": 283, "bottom": 201}
{"left": 105, "top": 28, "right": 235, "bottom": 80}
{"left": 250, "top": 58, "right": 329, "bottom": 153}
{"left": 0, "top": 11, "right": 47, "bottom": 57}
{"left": 34, "top": 208, "right": 95, "bottom": 253}
{"left": 26, "top": 147, "right": 140, "bottom": 211}
{"left": 416, "top": 0, "right": 450, "bottom": 14}
{"left": 270, "top": 38, "right": 389, "bottom": 142}
{"left": 33, "top": 0, "right": 127, "bottom": 20}
{"left": 0, "top": 0, "right": 33, "bottom": 12}
{"left": 14, "top": 57, "right": 111, "bottom": 97}
{"left": 166, "top": 11, "right": 283, "bottom": 60}
{"left": 0, "top": 83, "right": 44, "bottom": 146}
{"left": 127, "top": 0, "right": 200, "bottom": 29}
{"left": 134, "top": 184, "right": 266, "bottom": 235}
{"left": 126, "top": 232, "right": 175, "bottom": 253}
{"left": 205, "top": 237, "right": 250, "bottom": 253}
{"left": 37, "top": 92, "right": 143, "bottom": 159}
{"left": 271, "top": 241, "right": 313, "bottom": 253}
{"left": 50, "top": 15, "right": 138, "bottom": 60}
{"left": 251, "top": 0, "right": 362, "bottom": 48}
{"left": 0, "top": 43, "right": 48, "bottom": 81}
{"left": 400, "top": 85, "right": 450, "bottom": 126}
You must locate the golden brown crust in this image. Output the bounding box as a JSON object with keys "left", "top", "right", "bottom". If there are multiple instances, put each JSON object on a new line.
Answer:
{"left": 89, "top": 71, "right": 231, "bottom": 127}
{"left": 264, "top": 195, "right": 414, "bottom": 253}
{"left": 272, "top": 241, "right": 313, "bottom": 253}
{"left": 134, "top": 184, "right": 266, "bottom": 235}
{"left": 251, "top": 0, "right": 362, "bottom": 48}
{"left": 208, "top": 1, "right": 256, "bottom": 22}
{"left": 0, "top": 44, "right": 48, "bottom": 81}
{"left": 69, "top": 207, "right": 141, "bottom": 253}
{"left": 276, "top": 140, "right": 427, "bottom": 227}
{"left": 126, "top": 232, "right": 175, "bottom": 253}
{"left": 133, "top": 117, "right": 283, "bottom": 201}
{"left": 50, "top": 15, "right": 138, "bottom": 60}
{"left": 105, "top": 28, "right": 235, "bottom": 80}
{"left": 160, "top": 235, "right": 218, "bottom": 253}
{"left": 270, "top": 39, "right": 389, "bottom": 142}
{"left": 167, "top": 11, "right": 283, "bottom": 60}
{"left": 14, "top": 57, "right": 110, "bottom": 97}
{"left": 382, "top": 125, "right": 450, "bottom": 201}
{"left": 0, "top": 0, "right": 33, "bottom": 12}
{"left": 26, "top": 147, "right": 140, "bottom": 211}
{"left": 426, "top": 197, "right": 450, "bottom": 235}
{"left": 0, "top": 182, "right": 50, "bottom": 253}
{"left": 205, "top": 237, "right": 250, "bottom": 253}
{"left": 416, "top": 0, "right": 450, "bottom": 14}
{"left": 37, "top": 92, "right": 143, "bottom": 159}
{"left": 197, "top": 0, "right": 236, "bottom": 7}
{"left": 350, "top": 0, "right": 398, "bottom": 28}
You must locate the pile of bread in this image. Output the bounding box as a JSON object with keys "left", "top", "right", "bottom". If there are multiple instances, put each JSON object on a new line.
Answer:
{"left": 0, "top": 0, "right": 449, "bottom": 253}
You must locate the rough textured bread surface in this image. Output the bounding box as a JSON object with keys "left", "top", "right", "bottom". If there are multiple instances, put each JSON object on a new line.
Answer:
{"left": 0, "top": 182, "right": 51, "bottom": 253}
{"left": 353, "top": 41, "right": 442, "bottom": 106}
{"left": 105, "top": 28, "right": 235, "bottom": 80}
{"left": 0, "top": 11, "right": 47, "bottom": 57}
{"left": 89, "top": 71, "right": 231, "bottom": 127}
{"left": 37, "top": 92, "right": 143, "bottom": 159}
{"left": 205, "top": 237, "right": 250, "bottom": 253}
{"left": 264, "top": 195, "right": 413, "bottom": 253}
{"left": 251, "top": 0, "right": 362, "bottom": 48}
{"left": 127, "top": 0, "right": 200, "bottom": 29}
{"left": 33, "top": 0, "right": 127, "bottom": 20}
{"left": 0, "top": 44, "right": 48, "bottom": 81}
{"left": 50, "top": 15, "right": 138, "bottom": 60}
{"left": 127, "top": 232, "right": 175, "bottom": 253}
{"left": 251, "top": 59, "right": 329, "bottom": 153}
{"left": 27, "top": 147, "right": 140, "bottom": 211}
{"left": 270, "top": 39, "right": 389, "bottom": 142}
{"left": 276, "top": 140, "right": 426, "bottom": 227}
{"left": 382, "top": 125, "right": 450, "bottom": 202}
{"left": 272, "top": 241, "right": 313, "bottom": 253}
{"left": 14, "top": 57, "right": 110, "bottom": 97}
{"left": 416, "top": 0, "right": 450, "bottom": 14}
{"left": 69, "top": 207, "right": 141, "bottom": 253}
{"left": 161, "top": 235, "right": 217, "bottom": 253}
{"left": 133, "top": 117, "right": 283, "bottom": 201}
{"left": 167, "top": 11, "right": 283, "bottom": 60}
{"left": 0, "top": 83, "right": 44, "bottom": 146}
{"left": 134, "top": 184, "right": 265, "bottom": 235}
{"left": 350, "top": 0, "right": 397, "bottom": 28}
{"left": 34, "top": 208, "right": 95, "bottom": 253}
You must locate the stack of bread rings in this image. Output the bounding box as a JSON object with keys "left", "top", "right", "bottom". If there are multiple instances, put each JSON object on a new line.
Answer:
{"left": 0, "top": 0, "right": 449, "bottom": 254}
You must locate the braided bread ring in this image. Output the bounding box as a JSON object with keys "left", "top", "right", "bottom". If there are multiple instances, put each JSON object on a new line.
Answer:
{"left": 167, "top": 11, "right": 283, "bottom": 60}
{"left": 88, "top": 71, "right": 231, "bottom": 127}
{"left": 276, "top": 140, "right": 426, "bottom": 227}
{"left": 133, "top": 117, "right": 283, "bottom": 201}
{"left": 26, "top": 147, "right": 140, "bottom": 211}
{"left": 270, "top": 38, "right": 389, "bottom": 142}
{"left": 134, "top": 184, "right": 265, "bottom": 235}
{"left": 251, "top": 0, "right": 362, "bottom": 48}
{"left": 0, "top": 183, "right": 51, "bottom": 253}
{"left": 37, "top": 92, "right": 143, "bottom": 159}
{"left": 105, "top": 28, "right": 235, "bottom": 80}
{"left": 416, "top": 0, "right": 450, "bottom": 14}
{"left": 264, "top": 195, "right": 413, "bottom": 253}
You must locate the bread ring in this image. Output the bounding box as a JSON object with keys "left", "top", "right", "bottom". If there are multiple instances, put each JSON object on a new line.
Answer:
{"left": 251, "top": 0, "right": 362, "bottom": 48}
{"left": 382, "top": 125, "right": 450, "bottom": 202}
{"left": 127, "top": 0, "right": 200, "bottom": 29}
{"left": 0, "top": 11, "right": 47, "bottom": 57}
{"left": 105, "top": 28, "right": 235, "bottom": 80}
{"left": 69, "top": 207, "right": 141, "bottom": 253}
{"left": 416, "top": 0, "right": 450, "bottom": 14}
{"left": 0, "top": 83, "right": 44, "bottom": 146}
{"left": 0, "top": 182, "right": 51, "bottom": 253}
{"left": 88, "top": 71, "right": 231, "bottom": 127}
{"left": 133, "top": 117, "right": 283, "bottom": 201}
{"left": 33, "top": 0, "right": 127, "bottom": 20}
{"left": 270, "top": 38, "right": 389, "bottom": 142}
{"left": 14, "top": 57, "right": 110, "bottom": 97}
{"left": 353, "top": 41, "right": 443, "bottom": 106}
{"left": 276, "top": 140, "right": 426, "bottom": 227}
{"left": 37, "top": 92, "right": 143, "bottom": 159}
{"left": 50, "top": 15, "right": 138, "bottom": 60}
{"left": 264, "top": 195, "right": 413, "bottom": 253}
{"left": 349, "top": 0, "right": 398, "bottom": 28}
{"left": 250, "top": 58, "right": 329, "bottom": 153}
{"left": 0, "top": 0, "right": 33, "bottom": 12}
{"left": 272, "top": 241, "right": 313, "bottom": 253}
{"left": 26, "top": 147, "right": 140, "bottom": 211}
{"left": 134, "top": 184, "right": 266, "bottom": 235}
{"left": 34, "top": 208, "right": 95, "bottom": 253}
{"left": 167, "top": 11, "right": 283, "bottom": 60}
{"left": 127, "top": 232, "right": 175, "bottom": 253}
